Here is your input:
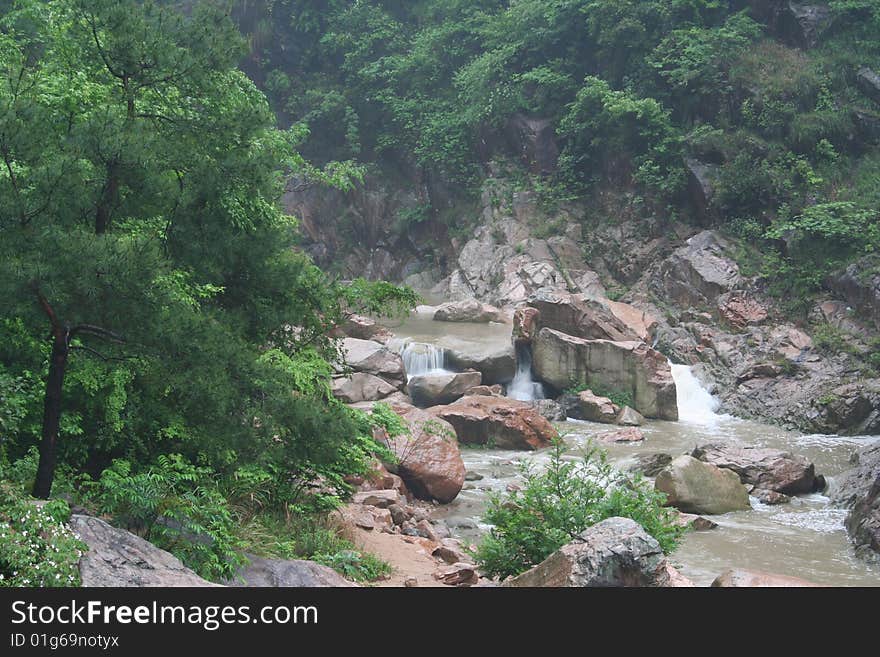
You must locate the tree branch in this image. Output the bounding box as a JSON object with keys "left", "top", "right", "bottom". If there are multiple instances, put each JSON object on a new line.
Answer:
{"left": 71, "top": 324, "right": 126, "bottom": 344}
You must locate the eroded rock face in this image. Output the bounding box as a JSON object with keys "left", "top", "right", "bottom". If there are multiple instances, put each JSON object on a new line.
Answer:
{"left": 340, "top": 338, "right": 406, "bottom": 387}
{"left": 846, "top": 476, "right": 880, "bottom": 562}
{"left": 691, "top": 444, "right": 820, "bottom": 495}
{"left": 827, "top": 256, "right": 880, "bottom": 330}
{"left": 332, "top": 373, "right": 398, "bottom": 403}
{"left": 532, "top": 328, "right": 678, "bottom": 420}
{"left": 654, "top": 456, "right": 751, "bottom": 515}
{"left": 386, "top": 409, "right": 465, "bottom": 504}
{"left": 70, "top": 515, "right": 217, "bottom": 587}
{"left": 711, "top": 569, "right": 821, "bottom": 587}
{"left": 445, "top": 343, "right": 516, "bottom": 386}
{"left": 748, "top": 1, "right": 834, "bottom": 49}
{"left": 655, "top": 231, "right": 741, "bottom": 309}
{"left": 857, "top": 67, "right": 880, "bottom": 105}
{"left": 506, "top": 517, "right": 675, "bottom": 587}
{"left": 433, "top": 299, "right": 507, "bottom": 323}
{"left": 571, "top": 390, "right": 620, "bottom": 423}
{"left": 407, "top": 371, "right": 482, "bottom": 407}
{"left": 527, "top": 288, "right": 641, "bottom": 342}
{"left": 429, "top": 395, "right": 558, "bottom": 450}
{"left": 504, "top": 114, "right": 559, "bottom": 175}
{"left": 513, "top": 306, "right": 541, "bottom": 345}
{"left": 230, "top": 554, "right": 357, "bottom": 587}
{"left": 333, "top": 314, "right": 393, "bottom": 344}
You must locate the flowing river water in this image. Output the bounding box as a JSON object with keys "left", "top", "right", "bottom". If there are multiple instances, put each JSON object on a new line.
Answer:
{"left": 382, "top": 310, "right": 880, "bottom": 586}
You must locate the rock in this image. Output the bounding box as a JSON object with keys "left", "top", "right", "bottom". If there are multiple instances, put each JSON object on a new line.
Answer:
{"left": 430, "top": 395, "right": 558, "bottom": 450}
{"left": 717, "top": 291, "right": 769, "bottom": 329}
{"left": 857, "top": 67, "right": 880, "bottom": 105}
{"left": 513, "top": 306, "right": 541, "bottom": 345}
{"left": 465, "top": 471, "right": 483, "bottom": 481}
{"left": 810, "top": 381, "right": 880, "bottom": 436}
{"left": 605, "top": 300, "right": 658, "bottom": 343}
{"left": 341, "top": 504, "right": 394, "bottom": 531}
{"left": 654, "top": 231, "right": 741, "bottom": 309}
{"left": 407, "top": 371, "right": 482, "bottom": 407}
{"left": 530, "top": 398, "right": 567, "bottom": 422}
{"left": 853, "top": 108, "right": 880, "bottom": 144}
{"left": 684, "top": 157, "right": 717, "bottom": 220}
{"left": 385, "top": 409, "right": 465, "bottom": 504}
{"left": 434, "top": 562, "right": 479, "bottom": 586}
{"left": 69, "top": 515, "right": 217, "bottom": 587}
{"left": 616, "top": 406, "right": 645, "bottom": 427}
{"left": 334, "top": 314, "right": 392, "bottom": 344}
{"left": 846, "top": 475, "right": 880, "bottom": 561}
{"left": 432, "top": 539, "right": 474, "bottom": 565}
{"left": 331, "top": 373, "right": 398, "bottom": 403}
{"left": 655, "top": 455, "right": 751, "bottom": 515}
{"left": 504, "top": 113, "right": 559, "bottom": 175}
{"left": 388, "top": 504, "right": 411, "bottom": 526}
{"left": 598, "top": 427, "right": 645, "bottom": 443}
{"left": 340, "top": 338, "right": 406, "bottom": 386}
{"left": 433, "top": 298, "right": 508, "bottom": 323}
{"left": 832, "top": 443, "right": 880, "bottom": 508}
{"left": 675, "top": 513, "right": 718, "bottom": 531}
{"left": 711, "top": 569, "right": 821, "bottom": 587}
{"left": 527, "top": 288, "right": 642, "bottom": 342}
{"left": 532, "top": 328, "right": 678, "bottom": 421}
{"left": 445, "top": 343, "right": 516, "bottom": 386}
{"left": 826, "top": 256, "right": 880, "bottom": 330}
{"left": 664, "top": 564, "right": 696, "bottom": 587}
{"left": 629, "top": 453, "right": 673, "bottom": 478}
{"left": 571, "top": 390, "right": 620, "bottom": 423}
{"left": 691, "top": 444, "right": 819, "bottom": 495}
{"left": 404, "top": 577, "right": 419, "bottom": 587}
{"left": 753, "top": 489, "right": 791, "bottom": 505}
{"left": 352, "top": 490, "right": 405, "bottom": 509}
{"left": 506, "top": 517, "right": 674, "bottom": 587}
{"left": 464, "top": 384, "right": 503, "bottom": 396}
{"left": 748, "top": 1, "right": 834, "bottom": 49}
{"left": 416, "top": 519, "right": 438, "bottom": 542}
{"left": 230, "top": 554, "right": 357, "bottom": 587}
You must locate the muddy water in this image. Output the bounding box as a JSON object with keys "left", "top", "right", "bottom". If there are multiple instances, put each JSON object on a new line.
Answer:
{"left": 385, "top": 312, "right": 880, "bottom": 586}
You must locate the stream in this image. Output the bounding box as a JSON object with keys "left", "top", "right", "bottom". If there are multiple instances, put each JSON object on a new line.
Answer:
{"left": 382, "top": 310, "right": 880, "bottom": 586}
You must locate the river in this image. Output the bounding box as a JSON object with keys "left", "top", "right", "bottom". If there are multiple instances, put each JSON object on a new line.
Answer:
{"left": 383, "top": 310, "right": 880, "bottom": 586}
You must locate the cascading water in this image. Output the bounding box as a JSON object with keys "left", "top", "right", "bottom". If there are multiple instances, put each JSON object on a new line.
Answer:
{"left": 670, "top": 362, "right": 726, "bottom": 424}
{"left": 507, "top": 343, "right": 545, "bottom": 401}
{"left": 388, "top": 337, "right": 449, "bottom": 379}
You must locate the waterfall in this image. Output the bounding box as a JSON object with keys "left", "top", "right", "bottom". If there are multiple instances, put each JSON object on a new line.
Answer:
{"left": 507, "top": 343, "right": 545, "bottom": 401}
{"left": 670, "top": 363, "right": 725, "bottom": 424}
{"left": 388, "top": 338, "right": 449, "bottom": 379}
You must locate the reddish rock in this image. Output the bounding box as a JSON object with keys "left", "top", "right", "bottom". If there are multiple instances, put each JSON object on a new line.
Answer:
{"left": 429, "top": 395, "right": 558, "bottom": 450}
{"left": 606, "top": 300, "right": 658, "bottom": 343}
{"left": 573, "top": 390, "right": 620, "bottom": 423}
{"left": 598, "top": 427, "right": 645, "bottom": 443}
{"left": 513, "top": 306, "right": 541, "bottom": 345}
{"left": 691, "top": 444, "right": 819, "bottom": 495}
{"left": 711, "top": 569, "right": 821, "bottom": 587}
{"left": 332, "top": 314, "right": 393, "bottom": 344}
{"left": 717, "top": 291, "right": 768, "bottom": 329}
{"left": 434, "top": 562, "right": 479, "bottom": 586}
{"left": 385, "top": 409, "right": 465, "bottom": 504}
{"left": 527, "top": 288, "right": 641, "bottom": 342}
{"left": 464, "top": 384, "right": 503, "bottom": 396}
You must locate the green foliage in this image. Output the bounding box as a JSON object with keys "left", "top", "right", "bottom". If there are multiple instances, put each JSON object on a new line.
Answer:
{"left": 475, "top": 440, "right": 685, "bottom": 580}
{"left": 0, "top": 482, "right": 85, "bottom": 587}
{"left": 564, "top": 383, "right": 635, "bottom": 410}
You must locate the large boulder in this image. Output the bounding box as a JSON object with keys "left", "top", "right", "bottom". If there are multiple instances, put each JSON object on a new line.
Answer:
{"left": 711, "top": 569, "right": 821, "bottom": 587}
{"left": 526, "top": 288, "right": 641, "bottom": 342}
{"left": 230, "top": 554, "right": 357, "bottom": 587}
{"left": 433, "top": 298, "right": 507, "bottom": 323}
{"left": 385, "top": 409, "right": 466, "bottom": 504}
{"left": 857, "top": 67, "right": 880, "bottom": 105}
{"left": 655, "top": 456, "right": 751, "bottom": 515}
{"left": 570, "top": 390, "right": 620, "bottom": 423}
{"left": 69, "top": 515, "right": 217, "bottom": 587}
{"left": 654, "top": 231, "right": 741, "bottom": 309}
{"left": 506, "top": 517, "right": 675, "bottom": 587}
{"left": 532, "top": 328, "right": 678, "bottom": 420}
{"left": 846, "top": 475, "right": 880, "bottom": 561}
{"left": 429, "top": 395, "right": 558, "bottom": 450}
{"left": 832, "top": 443, "right": 880, "bottom": 508}
{"left": 340, "top": 338, "right": 406, "bottom": 386}
{"left": 331, "top": 373, "right": 397, "bottom": 404}
{"left": 826, "top": 256, "right": 880, "bottom": 330}
{"left": 444, "top": 343, "right": 516, "bottom": 386}
{"left": 407, "top": 371, "right": 482, "bottom": 407}
{"left": 513, "top": 306, "right": 541, "bottom": 346}
{"left": 332, "top": 314, "right": 392, "bottom": 344}
{"left": 691, "top": 444, "right": 820, "bottom": 495}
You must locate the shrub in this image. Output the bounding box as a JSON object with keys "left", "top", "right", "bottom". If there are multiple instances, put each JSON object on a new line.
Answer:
{"left": 0, "top": 482, "right": 85, "bottom": 587}
{"left": 474, "top": 440, "right": 684, "bottom": 580}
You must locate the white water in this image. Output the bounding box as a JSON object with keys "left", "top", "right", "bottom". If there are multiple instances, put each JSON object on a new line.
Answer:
{"left": 507, "top": 344, "right": 545, "bottom": 401}
{"left": 670, "top": 363, "right": 729, "bottom": 425}
{"left": 388, "top": 337, "right": 449, "bottom": 379}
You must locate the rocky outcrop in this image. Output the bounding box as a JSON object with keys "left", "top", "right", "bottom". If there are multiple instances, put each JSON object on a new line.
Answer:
{"left": 654, "top": 231, "right": 741, "bottom": 309}
{"left": 826, "top": 256, "right": 880, "bottom": 330}
{"left": 504, "top": 114, "right": 559, "bottom": 175}
{"left": 333, "top": 314, "right": 392, "bottom": 344}
{"left": 230, "top": 554, "right": 357, "bottom": 587}
{"left": 340, "top": 338, "right": 406, "bottom": 387}
{"left": 570, "top": 390, "right": 620, "bottom": 423}
{"left": 748, "top": 1, "right": 834, "bottom": 49}
{"left": 526, "top": 288, "right": 642, "bottom": 342}
{"left": 445, "top": 343, "right": 516, "bottom": 385}
{"left": 684, "top": 157, "right": 717, "bottom": 221}
{"left": 832, "top": 443, "right": 880, "bottom": 508}
{"left": 69, "top": 515, "right": 217, "bottom": 587}
{"left": 407, "top": 371, "right": 482, "bottom": 407}
{"left": 429, "top": 395, "right": 558, "bottom": 450}
{"left": 332, "top": 373, "right": 397, "bottom": 403}
{"left": 846, "top": 475, "right": 880, "bottom": 561}
{"left": 385, "top": 409, "right": 465, "bottom": 504}
{"left": 655, "top": 456, "right": 751, "bottom": 515}
{"left": 711, "top": 568, "right": 821, "bottom": 587}
{"left": 433, "top": 299, "right": 507, "bottom": 323}
{"left": 616, "top": 406, "right": 645, "bottom": 427}
{"left": 506, "top": 517, "right": 677, "bottom": 587}
{"left": 808, "top": 381, "right": 880, "bottom": 436}
{"left": 530, "top": 398, "right": 567, "bottom": 422}
{"left": 857, "top": 67, "right": 880, "bottom": 105}
{"left": 691, "top": 444, "right": 821, "bottom": 495}
{"left": 513, "top": 306, "right": 540, "bottom": 345}
{"left": 532, "top": 328, "right": 678, "bottom": 420}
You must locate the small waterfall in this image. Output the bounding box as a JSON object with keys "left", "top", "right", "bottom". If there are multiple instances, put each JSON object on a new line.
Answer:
{"left": 507, "top": 343, "right": 545, "bottom": 401}
{"left": 389, "top": 337, "right": 449, "bottom": 379}
{"left": 670, "top": 363, "right": 724, "bottom": 424}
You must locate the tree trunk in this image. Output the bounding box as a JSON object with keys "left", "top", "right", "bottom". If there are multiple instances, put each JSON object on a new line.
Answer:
{"left": 95, "top": 159, "right": 120, "bottom": 235}
{"left": 33, "top": 326, "right": 69, "bottom": 499}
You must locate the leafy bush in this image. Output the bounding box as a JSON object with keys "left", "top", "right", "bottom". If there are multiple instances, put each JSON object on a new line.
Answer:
{"left": 474, "top": 441, "right": 684, "bottom": 580}
{"left": 0, "top": 482, "right": 85, "bottom": 587}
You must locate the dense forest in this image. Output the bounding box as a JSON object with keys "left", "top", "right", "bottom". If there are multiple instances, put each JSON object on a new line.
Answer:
{"left": 1, "top": 0, "right": 879, "bottom": 588}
